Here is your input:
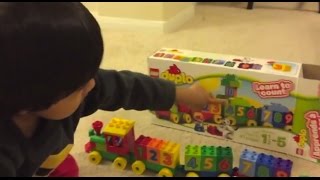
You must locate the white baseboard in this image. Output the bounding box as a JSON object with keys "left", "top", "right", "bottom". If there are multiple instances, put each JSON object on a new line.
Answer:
{"left": 163, "top": 4, "right": 196, "bottom": 33}
{"left": 92, "top": 4, "right": 195, "bottom": 33}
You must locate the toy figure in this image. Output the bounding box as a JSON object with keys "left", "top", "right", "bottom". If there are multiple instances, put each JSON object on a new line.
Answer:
{"left": 193, "top": 112, "right": 205, "bottom": 132}
{"left": 216, "top": 118, "right": 238, "bottom": 140}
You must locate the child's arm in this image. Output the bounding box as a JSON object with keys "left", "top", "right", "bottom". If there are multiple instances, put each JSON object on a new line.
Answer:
{"left": 0, "top": 150, "right": 16, "bottom": 176}
{"left": 82, "top": 69, "right": 214, "bottom": 116}
{"left": 176, "top": 83, "right": 218, "bottom": 112}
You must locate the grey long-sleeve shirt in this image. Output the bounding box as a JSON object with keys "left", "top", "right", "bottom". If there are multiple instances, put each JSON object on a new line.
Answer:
{"left": 0, "top": 69, "right": 176, "bottom": 176}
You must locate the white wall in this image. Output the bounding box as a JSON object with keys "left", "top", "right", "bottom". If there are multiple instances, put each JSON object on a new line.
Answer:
{"left": 82, "top": 2, "right": 195, "bottom": 21}
{"left": 81, "top": 2, "right": 196, "bottom": 33}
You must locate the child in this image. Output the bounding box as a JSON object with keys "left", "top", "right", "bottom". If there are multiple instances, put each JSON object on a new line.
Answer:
{"left": 0, "top": 2, "right": 217, "bottom": 177}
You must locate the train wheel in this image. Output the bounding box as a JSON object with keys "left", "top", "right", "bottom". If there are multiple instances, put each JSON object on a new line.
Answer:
{"left": 170, "top": 113, "right": 180, "bottom": 124}
{"left": 218, "top": 173, "right": 231, "bottom": 177}
{"left": 186, "top": 172, "right": 199, "bottom": 177}
{"left": 113, "top": 157, "right": 127, "bottom": 170}
{"left": 247, "top": 119, "right": 257, "bottom": 126}
{"left": 158, "top": 168, "right": 173, "bottom": 177}
{"left": 131, "top": 160, "right": 146, "bottom": 175}
{"left": 263, "top": 122, "right": 273, "bottom": 128}
{"left": 213, "top": 115, "right": 223, "bottom": 124}
{"left": 228, "top": 117, "right": 236, "bottom": 126}
{"left": 183, "top": 113, "right": 193, "bottom": 124}
{"left": 88, "top": 151, "right": 102, "bottom": 165}
{"left": 285, "top": 125, "right": 292, "bottom": 131}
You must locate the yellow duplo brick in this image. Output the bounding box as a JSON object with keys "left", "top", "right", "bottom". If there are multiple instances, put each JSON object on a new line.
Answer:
{"left": 160, "top": 141, "right": 181, "bottom": 168}
{"left": 103, "top": 118, "right": 135, "bottom": 137}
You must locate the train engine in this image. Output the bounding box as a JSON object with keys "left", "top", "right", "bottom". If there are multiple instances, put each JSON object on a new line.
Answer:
{"left": 84, "top": 118, "right": 182, "bottom": 177}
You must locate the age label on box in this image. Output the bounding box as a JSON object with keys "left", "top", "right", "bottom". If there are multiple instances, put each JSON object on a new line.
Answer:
{"left": 305, "top": 111, "right": 320, "bottom": 159}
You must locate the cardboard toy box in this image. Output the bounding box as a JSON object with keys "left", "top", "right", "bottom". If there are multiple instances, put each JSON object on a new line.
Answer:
{"left": 147, "top": 48, "right": 320, "bottom": 164}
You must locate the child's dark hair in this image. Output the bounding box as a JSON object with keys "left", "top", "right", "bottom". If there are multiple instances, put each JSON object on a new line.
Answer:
{"left": 0, "top": 2, "right": 103, "bottom": 117}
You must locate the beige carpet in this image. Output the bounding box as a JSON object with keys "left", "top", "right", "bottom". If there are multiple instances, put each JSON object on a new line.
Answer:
{"left": 71, "top": 2, "right": 320, "bottom": 177}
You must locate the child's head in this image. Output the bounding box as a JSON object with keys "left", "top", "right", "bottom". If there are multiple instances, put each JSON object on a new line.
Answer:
{"left": 0, "top": 2, "right": 103, "bottom": 119}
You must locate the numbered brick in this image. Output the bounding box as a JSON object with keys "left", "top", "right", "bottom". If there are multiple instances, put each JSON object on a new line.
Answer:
{"left": 134, "top": 135, "right": 152, "bottom": 160}
{"left": 235, "top": 105, "right": 250, "bottom": 125}
{"left": 283, "top": 112, "right": 294, "bottom": 125}
{"left": 216, "top": 146, "right": 233, "bottom": 173}
{"left": 225, "top": 105, "right": 235, "bottom": 116}
{"left": 271, "top": 158, "right": 293, "bottom": 177}
{"left": 185, "top": 145, "right": 201, "bottom": 171}
{"left": 271, "top": 111, "right": 285, "bottom": 128}
{"left": 200, "top": 146, "right": 217, "bottom": 171}
{"left": 160, "top": 141, "right": 180, "bottom": 169}
{"left": 261, "top": 106, "right": 273, "bottom": 126}
{"left": 209, "top": 103, "right": 222, "bottom": 115}
{"left": 239, "top": 149, "right": 259, "bottom": 177}
{"left": 255, "top": 153, "right": 274, "bottom": 177}
{"left": 146, "top": 138, "right": 162, "bottom": 163}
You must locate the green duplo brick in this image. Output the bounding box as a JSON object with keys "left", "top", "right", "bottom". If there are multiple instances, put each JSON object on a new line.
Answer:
{"left": 191, "top": 57, "right": 203, "bottom": 62}
{"left": 90, "top": 135, "right": 106, "bottom": 144}
{"left": 170, "top": 105, "right": 179, "bottom": 114}
{"left": 216, "top": 146, "right": 233, "bottom": 173}
{"left": 184, "top": 145, "right": 201, "bottom": 171}
{"left": 200, "top": 146, "right": 217, "bottom": 171}
{"left": 89, "top": 129, "right": 95, "bottom": 136}
{"left": 222, "top": 147, "right": 233, "bottom": 164}
{"left": 95, "top": 143, "right": 106, "bottom": 152}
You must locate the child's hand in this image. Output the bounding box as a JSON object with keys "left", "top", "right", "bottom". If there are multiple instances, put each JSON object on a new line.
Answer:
{"left": 175, "top": 83, "right": 219, "bottom": 112}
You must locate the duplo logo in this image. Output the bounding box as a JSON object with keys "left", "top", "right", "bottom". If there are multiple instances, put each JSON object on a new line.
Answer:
{"left": 293, "top": 129, "right": 307, "bottom": 148}
{"left": 160, "top": 64, "right": 194, "bottom": 85}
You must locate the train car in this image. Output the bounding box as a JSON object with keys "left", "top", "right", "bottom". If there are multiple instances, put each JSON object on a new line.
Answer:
{"left": 183, "top": 145, "right": 236, "bottom": 177}
{"left": 222, "top": 97, "right": 261, "bottom": 127}
{"left": 260, "top": 103, "right": 293, "bottom": 131}
{"left": 132, "top": 134, "right": 182, "bottom": 176}
{"left": 238, "top": 149, "right": 293, "bottom": 177}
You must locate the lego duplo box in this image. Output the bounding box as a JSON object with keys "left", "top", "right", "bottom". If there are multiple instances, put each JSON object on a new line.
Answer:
{"left": 147, "top": 48, "right": 320, "bottom": 164}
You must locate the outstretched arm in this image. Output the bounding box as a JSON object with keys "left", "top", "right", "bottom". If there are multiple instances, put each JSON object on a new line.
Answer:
{"left": 82, "top": 69, "right": 215, "bottom": 116}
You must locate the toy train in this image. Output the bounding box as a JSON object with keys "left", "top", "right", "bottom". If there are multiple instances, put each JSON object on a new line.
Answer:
{"left": 155, "top": 101, "right": 294, "bottom": 131}
{"left": 155, "top": 74, "right": 294, "bottom": 132}
{"left": 84, "top": 118, "right": 293, "bottom": 177}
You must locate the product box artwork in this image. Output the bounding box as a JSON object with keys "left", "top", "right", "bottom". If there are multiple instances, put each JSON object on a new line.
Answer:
{"left": 147, "top": 48, "right": 320, "bottom": 164}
